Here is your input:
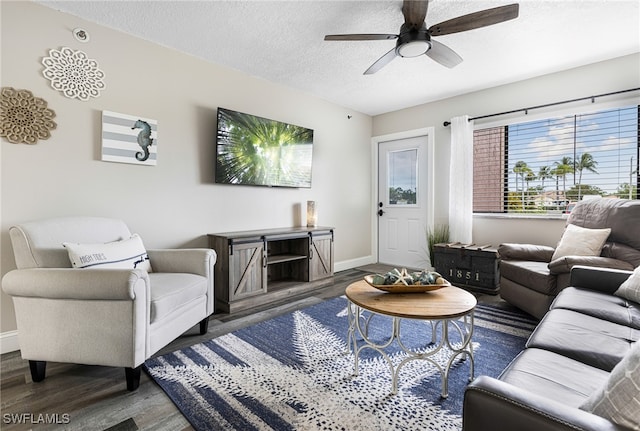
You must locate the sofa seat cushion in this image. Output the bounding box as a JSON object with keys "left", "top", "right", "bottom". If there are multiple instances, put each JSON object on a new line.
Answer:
{"left": 551, "top": 287, "right": 640, "bottom": 329}
{"left": 500, "top": 348, "right": 609, "bottom": 407}
{"left": 149, "top": 273, "right": 208, "bottom": 323}
{"left": 526, "top": 308, "right": 640, "bottom": 371}
{"left": 500, "top": 260, "right": 557, "bottom": 296}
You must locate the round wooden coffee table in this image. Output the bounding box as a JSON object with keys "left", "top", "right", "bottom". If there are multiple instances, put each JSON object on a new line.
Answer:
{"left": 345, "top": 279, "right": 477, "bottom": 397}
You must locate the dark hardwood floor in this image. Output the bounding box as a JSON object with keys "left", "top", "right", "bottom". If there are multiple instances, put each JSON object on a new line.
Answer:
{"left": 0, "top": 266, "right": 503, "bottom": 430}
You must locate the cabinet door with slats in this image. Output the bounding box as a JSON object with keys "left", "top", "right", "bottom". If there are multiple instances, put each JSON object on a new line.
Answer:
{"left": 309, "top": 232, "right": 333, "bottom": 281}
{"left": 229, "top": 241, "right": 267, "bottom": 300}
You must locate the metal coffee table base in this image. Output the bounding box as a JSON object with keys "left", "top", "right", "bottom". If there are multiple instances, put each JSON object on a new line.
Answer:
{"left": 347, "top": 303, "right": 474, "bottom": 398}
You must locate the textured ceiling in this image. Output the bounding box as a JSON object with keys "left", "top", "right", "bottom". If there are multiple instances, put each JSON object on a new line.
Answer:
{"left": 38, "top": 0, "right": 640, "bottom": 116}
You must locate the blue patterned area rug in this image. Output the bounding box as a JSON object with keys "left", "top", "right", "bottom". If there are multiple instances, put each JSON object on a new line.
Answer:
{"left": 145, "top": 296, "right": 536, "bottom": 431}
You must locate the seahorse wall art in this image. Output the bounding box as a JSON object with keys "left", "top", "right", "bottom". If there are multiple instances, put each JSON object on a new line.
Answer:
{"left": 101, "top": 110, "right": 158, "bottom": 166}
{"left": 132, "top": 119, "right": 153, "bottom": 161}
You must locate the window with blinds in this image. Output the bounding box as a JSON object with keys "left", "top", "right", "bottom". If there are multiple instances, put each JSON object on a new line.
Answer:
{"left": 473, "top": 105, "right": 639, "bottom": 214}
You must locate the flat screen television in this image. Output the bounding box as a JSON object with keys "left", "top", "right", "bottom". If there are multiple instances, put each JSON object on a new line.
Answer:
{"left": 215, "top": 108, "right": 314, "bottom": 188}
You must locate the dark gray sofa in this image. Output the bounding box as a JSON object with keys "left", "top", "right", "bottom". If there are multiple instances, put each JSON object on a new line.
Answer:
{"left": 463, "top": 266, "right": 639, "bottom": 431}
{"left": 499, "top": 199, "right": 640, "bottom": 319}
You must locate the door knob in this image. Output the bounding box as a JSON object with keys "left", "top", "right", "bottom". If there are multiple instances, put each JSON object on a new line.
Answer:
{"left": 378, "top": 209, "right": 385, "bottom": 216}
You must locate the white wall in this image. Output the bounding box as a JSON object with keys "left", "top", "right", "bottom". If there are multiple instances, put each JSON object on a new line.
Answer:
{"left": 0, "top": 1, "right": 374, "bottom": 341}
{"left": 373, "top": 53, "right": 640, "bottom": 247}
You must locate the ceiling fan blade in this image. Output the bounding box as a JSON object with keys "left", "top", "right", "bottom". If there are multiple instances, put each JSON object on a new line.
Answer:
{"left": 324, "top": 34, "right": 398, "bottom": 41}
{"left": 364, "top": 47, "right": 398, "bottom": 75}
{"left": 426, "top": 40, "right": 463, "bottom": 68}
{"left": 402, "top": 0, "right": 429, "bottom": 29}
{"left": 428, "top": 3, "right": 519, "bottom": 36}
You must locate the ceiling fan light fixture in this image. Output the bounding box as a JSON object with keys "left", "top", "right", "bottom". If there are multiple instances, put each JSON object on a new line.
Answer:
{"left": 397, "top": 40, "right": 431, "bottom": 58}
{"left": 325, "top": 1, "right": 520, "bottom": 73}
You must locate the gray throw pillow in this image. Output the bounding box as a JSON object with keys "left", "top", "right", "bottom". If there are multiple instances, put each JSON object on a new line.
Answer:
{"left": 580, "top": 341, "right": 640, "bottom": 430}
{"left": 615, "top": 266, "right": 640, "bottom": 303}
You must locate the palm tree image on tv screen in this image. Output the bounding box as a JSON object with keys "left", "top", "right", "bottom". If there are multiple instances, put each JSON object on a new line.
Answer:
{"left": 215, "top": 108, "right": 314, "bottom": 188}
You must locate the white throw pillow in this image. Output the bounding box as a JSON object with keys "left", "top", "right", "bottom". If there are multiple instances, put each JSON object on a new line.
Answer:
{"left": 63, "top": 234, "right": 152, "bottom": 272}
{"left": 580, "top": 341, "right": 640, "bottom": 430}
{"left": 615, "top": 266, "right": 640, "bottom": 303}
{"left": 551, "top": 224, "right": 611, "bottom": 261}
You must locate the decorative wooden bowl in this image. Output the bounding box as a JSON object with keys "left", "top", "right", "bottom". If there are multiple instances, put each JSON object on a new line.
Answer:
{"left": 364, "top": 275, "right": 450, "bottom": 293}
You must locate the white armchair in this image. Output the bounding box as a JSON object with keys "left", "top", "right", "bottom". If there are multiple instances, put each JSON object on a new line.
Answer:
{"left": 2, "top": 217, "right": 216, "bottom": 391}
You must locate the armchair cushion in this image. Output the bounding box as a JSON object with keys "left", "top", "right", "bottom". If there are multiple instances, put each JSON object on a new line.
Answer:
{"left": 149, "top": 273, "right": 207, "bottom": 323}
{"left": 500, "top": 260, "right": 558, "bottom": 296}
{"left": 551, "top": 224, "right": 611, "bottom": 261}
{"left": 63, "top": 234, "right": 152, "bottom": 272}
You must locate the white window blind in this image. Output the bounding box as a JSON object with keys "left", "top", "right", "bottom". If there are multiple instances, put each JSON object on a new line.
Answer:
{"left": 473, "top": 105, "right": 639, "bottom": 214}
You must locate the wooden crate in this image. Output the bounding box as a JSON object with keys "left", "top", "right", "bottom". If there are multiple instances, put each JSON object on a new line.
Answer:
{"left": 433, "top": 243, "right": 500, "bottom": 294}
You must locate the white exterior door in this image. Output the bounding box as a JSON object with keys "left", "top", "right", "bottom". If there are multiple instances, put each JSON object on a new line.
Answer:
{"left": 376, "top": 132, "right": 433, "bottom": 269}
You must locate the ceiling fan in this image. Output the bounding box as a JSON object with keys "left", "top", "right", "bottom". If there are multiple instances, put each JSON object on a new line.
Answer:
{"left": 324, "top": 0, "right": 519, "bottom": 74}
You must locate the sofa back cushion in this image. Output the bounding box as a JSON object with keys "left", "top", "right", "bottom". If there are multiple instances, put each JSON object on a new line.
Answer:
{"left": 9, "top": 217, "right": 132, "bottom": 269}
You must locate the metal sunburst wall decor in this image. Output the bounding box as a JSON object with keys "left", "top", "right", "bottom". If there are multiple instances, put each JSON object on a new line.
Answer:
{"left": 0, "top": 87, "right": 57, "bottom": 145}
{"left": 41, "top": 47, "right": 106, "bottom": 101}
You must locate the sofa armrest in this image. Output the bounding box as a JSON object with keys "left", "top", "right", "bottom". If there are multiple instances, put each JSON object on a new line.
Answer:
{"left": 569, "top": 265, "right": 634, "bottom": 295}
{"left": 147, "top": 248, "right": 216, "bottom": 277}
{"left": 463, "top": 376, "right": 625, "bottom": 431}
{"left": 548, "top": 256, "right": 634, "bottom": 275}
{"left": 2, "top": 268, "right": 149, "bottom": 300}
{"left": 498, "top": 243, "right": 555, "bottom": 262}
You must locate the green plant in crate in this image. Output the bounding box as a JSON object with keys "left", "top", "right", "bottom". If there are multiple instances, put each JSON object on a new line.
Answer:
{"left": 426, "top": 224, "right": 450, "bottom": 269}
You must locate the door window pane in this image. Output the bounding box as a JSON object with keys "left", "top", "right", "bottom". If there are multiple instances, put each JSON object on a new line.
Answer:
{"left": 388, "top": 149, "right": 418, "bottom": 205}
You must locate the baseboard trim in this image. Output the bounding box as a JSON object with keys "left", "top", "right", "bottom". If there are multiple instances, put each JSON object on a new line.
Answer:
{"left": 335, "top": 255, "right": 376, "bottom": 273}
{"left": 1, "top": 330, "right": 20, "bottom": 354}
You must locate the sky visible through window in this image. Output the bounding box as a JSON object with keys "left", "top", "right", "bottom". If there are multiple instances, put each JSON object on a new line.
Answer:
{"left": 506, "top": 105, "right": 637, "bottom": 198}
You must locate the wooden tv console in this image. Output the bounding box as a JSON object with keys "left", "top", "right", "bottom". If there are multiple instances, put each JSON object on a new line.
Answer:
{"left": 208, "top": 227, "right": 334, "bottom": 314}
